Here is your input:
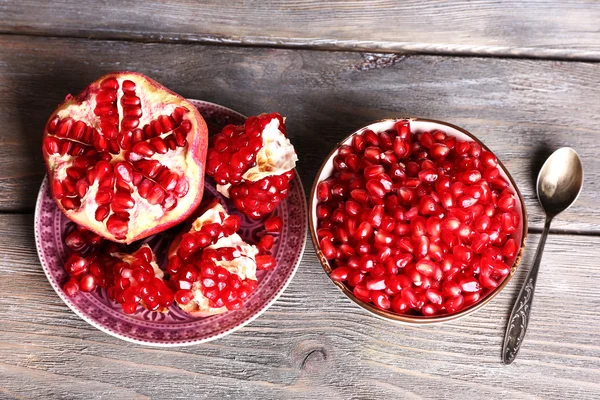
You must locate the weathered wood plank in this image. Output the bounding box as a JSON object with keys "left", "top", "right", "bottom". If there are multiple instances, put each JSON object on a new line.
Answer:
{"left": 0, "top": 35, "right": 598, "bottom": 231}
{"left": 1, "top": 214, "right": 599, "bottom": 399}
{"left": 1, "top": 1, "right": 600, "bottom": 60}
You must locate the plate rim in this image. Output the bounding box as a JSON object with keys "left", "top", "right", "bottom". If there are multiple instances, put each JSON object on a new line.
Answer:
{"left": 34, "top": 99, "right": 307, "bottom": 347}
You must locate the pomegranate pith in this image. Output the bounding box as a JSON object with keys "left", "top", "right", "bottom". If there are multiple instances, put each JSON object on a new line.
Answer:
{"left": 206, "top": 113, "right": 298, "bottom": 219}
{"left": 42, "top": 72, "right": 208, "bottom": 243}
{"left": 316, "top": 120, "right": 521, "bottom": 317}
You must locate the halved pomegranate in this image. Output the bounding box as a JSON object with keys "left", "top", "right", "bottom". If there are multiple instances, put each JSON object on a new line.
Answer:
{"left": 206, "top": 113, "right": 298, "bottom": 219}
{"left": 167, "top": 202, "right": 260, "bottom": 316}
{"left": 42, "top": 72, "right": 208, "bottom": 243}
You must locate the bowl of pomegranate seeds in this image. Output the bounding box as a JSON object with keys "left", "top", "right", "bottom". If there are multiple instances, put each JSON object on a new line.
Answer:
{"left": 310, "top": 118, "right": 527, "bottom": 323}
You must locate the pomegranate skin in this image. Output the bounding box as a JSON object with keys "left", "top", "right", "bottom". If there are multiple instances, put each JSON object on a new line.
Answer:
{"left": 42, "top": 72, "right": 208, "bottom": 244}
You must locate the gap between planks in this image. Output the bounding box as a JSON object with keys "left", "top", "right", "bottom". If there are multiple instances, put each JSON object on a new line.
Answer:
{"left": 0, "top": 31, "right": 599, "bottom": 63}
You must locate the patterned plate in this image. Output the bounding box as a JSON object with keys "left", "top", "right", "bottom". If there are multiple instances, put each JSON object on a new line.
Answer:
{"left": 34, "top": 100, "right": 307, "bottom": 346}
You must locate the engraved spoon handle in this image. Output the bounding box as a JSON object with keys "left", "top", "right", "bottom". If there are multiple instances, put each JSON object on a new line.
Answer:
{"left": 502, "top": 217, "right": 552, "bottom": 365}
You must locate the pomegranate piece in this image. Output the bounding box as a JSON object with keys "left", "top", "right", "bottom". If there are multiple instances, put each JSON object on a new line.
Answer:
{"left": 167, "top": 202, "right": 261, "bottom": 316}
{"left": 316, "top": 120, "right": 521, "bottom": 317}
{"left": 42, "top": 72, "right": 208, "bottom": 243}
{"left": 105, "top": 245, "right": 174, "bottom": 313}
{"left": 207, "top": 113, "right": 298, "bottom": 219}
{"left": 60, "top": 224, "right": 173, "bottom": 314}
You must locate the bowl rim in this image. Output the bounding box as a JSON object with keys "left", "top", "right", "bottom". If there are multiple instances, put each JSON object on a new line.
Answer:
{"left": 308, "top": 117, "right": 528, "bottom": 324}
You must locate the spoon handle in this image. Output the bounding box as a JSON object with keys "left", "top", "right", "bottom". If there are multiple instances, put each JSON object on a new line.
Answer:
{"left": 502, "top": 217, "right": 552, "bottom": 364}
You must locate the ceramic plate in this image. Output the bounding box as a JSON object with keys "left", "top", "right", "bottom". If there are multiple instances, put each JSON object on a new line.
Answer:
{"left": 35, "top": 100, "right": 307, "bottom": 346}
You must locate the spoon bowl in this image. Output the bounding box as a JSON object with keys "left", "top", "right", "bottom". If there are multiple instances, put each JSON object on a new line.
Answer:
{"left": 537, "top": 147, "right": 584, "bottom": 217}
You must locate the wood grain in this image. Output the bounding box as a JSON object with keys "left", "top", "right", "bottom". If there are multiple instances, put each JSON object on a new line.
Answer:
{"left": 0, "top": 35, "right": 599, "bottom": 232}
{"left": 1, "top": 213, "right": 599, "bottom": 399}
{"left": 1, "top": 1, "right": 600, "bottom": 60}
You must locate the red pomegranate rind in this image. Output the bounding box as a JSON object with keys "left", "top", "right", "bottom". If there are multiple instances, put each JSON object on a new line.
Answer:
{"left": 167, "top": 202, "right": 260, "bottom": 317}
{"left": 206, "top": 113, "right": 298, "bottom": 219}
{"left": 316, "top": 120, "right": 521, "bottom": 317}
{"left": 42, "top": 72, "right": 208, "bottom": 243}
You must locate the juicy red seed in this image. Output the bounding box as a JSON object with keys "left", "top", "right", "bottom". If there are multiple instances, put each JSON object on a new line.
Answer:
{"left": 64, "top": 230, "right": 86, "bottom": 251}
{"left": 366, "top": 276, "right": 387, "bottom": 291}
{"left": 426, "top": 289, "right": 443, "bottom": 305}
{"left": 63, "top": 278, "right": 79, "bottom": 296}
{"left": 498, "top": 194, "right": 516, "bottom": 211}
{"left": 391, "top": 295, "right": 410, "bottom": 314}
{"left": 415, "top": 259, "right": 439, "bottom": 278}
{"left": 175, "top": 289, "right": 194, "bottom": 305}
{"left": 442, "top": 281, "right": 462, "bottom": 298}
{"left": 371, "top": 291, "right": 391, "bottom": 310}
{"left": 460, "top": 278, "right": 481, "bottom": 293}
{"left": 256, "top": 254, "right": 276, "bottom": 270}
{"left": 353, "top": 285, "right": 371, "bottom": 302}
{"left": 264, "top": 216, "right": 283, "bottom": 232}
{"left": 401, "top": 288, "right": 418, "bottom": 308}
{"left": 418, "top": 169, "right": 438, "bottom": 182}
{"left": 444, "top": 295, "right": 465, "bottom": 313}
{"left": 503, "top": 238, "right": 518, "bottom": 258}
{"left": 330, "top": 266, "right": 350, "bottom": 282}
{"left": 319, "top": 237, "right": 336, "bottom": 260}
{"left": 257, "top": 234, "right": 275, "bottom": 252}
{"left": 79, "top": 274, "right": 98, "bottom": 292}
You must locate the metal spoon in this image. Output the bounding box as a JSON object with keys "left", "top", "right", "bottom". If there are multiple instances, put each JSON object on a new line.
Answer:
{"left": 502, "top": 147, "right": 583, "bottom": 364}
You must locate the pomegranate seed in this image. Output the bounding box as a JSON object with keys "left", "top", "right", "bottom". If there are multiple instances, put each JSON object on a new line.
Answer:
{"left": 63, "top": 278, "right": 80, "bottom": 296}
{"left": 354, "top": 222, "right": 373, "bottom": 241}
{"left": 366, "top": 276, "right": 387, "bottom": 291}
{"left": 442, "top": 281, "right": 462, "bottom": 298}
{"left": 257, "top": 235, "right": 275, "bottom": 252}
{"left": 330, "top": 266, "right": 350, "bottom": 282}
{"left": 425, "top": 289, "right": 443, "bottom": 305}
{"left": 264, "top": 216, "right": 283, "bottom": 232}
{"left": 353, "top": 285, "right": 371, "bottom": 302}
{"left": 415, "top": 259, "right": 439, "bottom": 277}
{"left": 79, "top": 274, "right": 98, "bottom": 292}
{"left": 256, "top": 254, "right": 276, "bottom": 270}
{"left": 371, "top": 291, "right": 391, "bottom": 310}
{"left": 444, "top": 294, "right": 464, "bottom": 313}
{"left": 366, "top": 179, "right": 386, "bottom": 198}
{"left": 460, "top": 278, "right": 480, "bottom": 293}
{"left": 503, "top": 238, "right": 518, "bottom": 258}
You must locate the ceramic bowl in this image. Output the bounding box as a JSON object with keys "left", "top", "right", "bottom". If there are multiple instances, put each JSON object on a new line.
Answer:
{"left": 309, "top": 118, "right": 527, "bottom": 324}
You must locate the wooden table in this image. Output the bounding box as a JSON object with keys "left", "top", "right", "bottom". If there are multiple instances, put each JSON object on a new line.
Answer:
{"left": 1, "top": 2, "right": 599, "bottom": 398}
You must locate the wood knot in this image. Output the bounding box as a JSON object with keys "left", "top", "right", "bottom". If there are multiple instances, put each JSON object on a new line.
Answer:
{"left": 301, "top": 348, "right": 328, "bottom": 371}
{"left": 293, "top": 340, "right": 329, "bottom": 372}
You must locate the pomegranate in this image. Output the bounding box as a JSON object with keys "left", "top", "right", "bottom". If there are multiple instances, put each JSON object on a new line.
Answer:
{"left": 206, "top": 113, "right": 298, "bottom": 219}
{"left": 167, "top": 202, "right": 260, "bottom": 316}
{"left": 42, "top": 72, "right": 208, "bottom": 243}
{"left": 317, "top": 120, "right": 521, "bottom": 317}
